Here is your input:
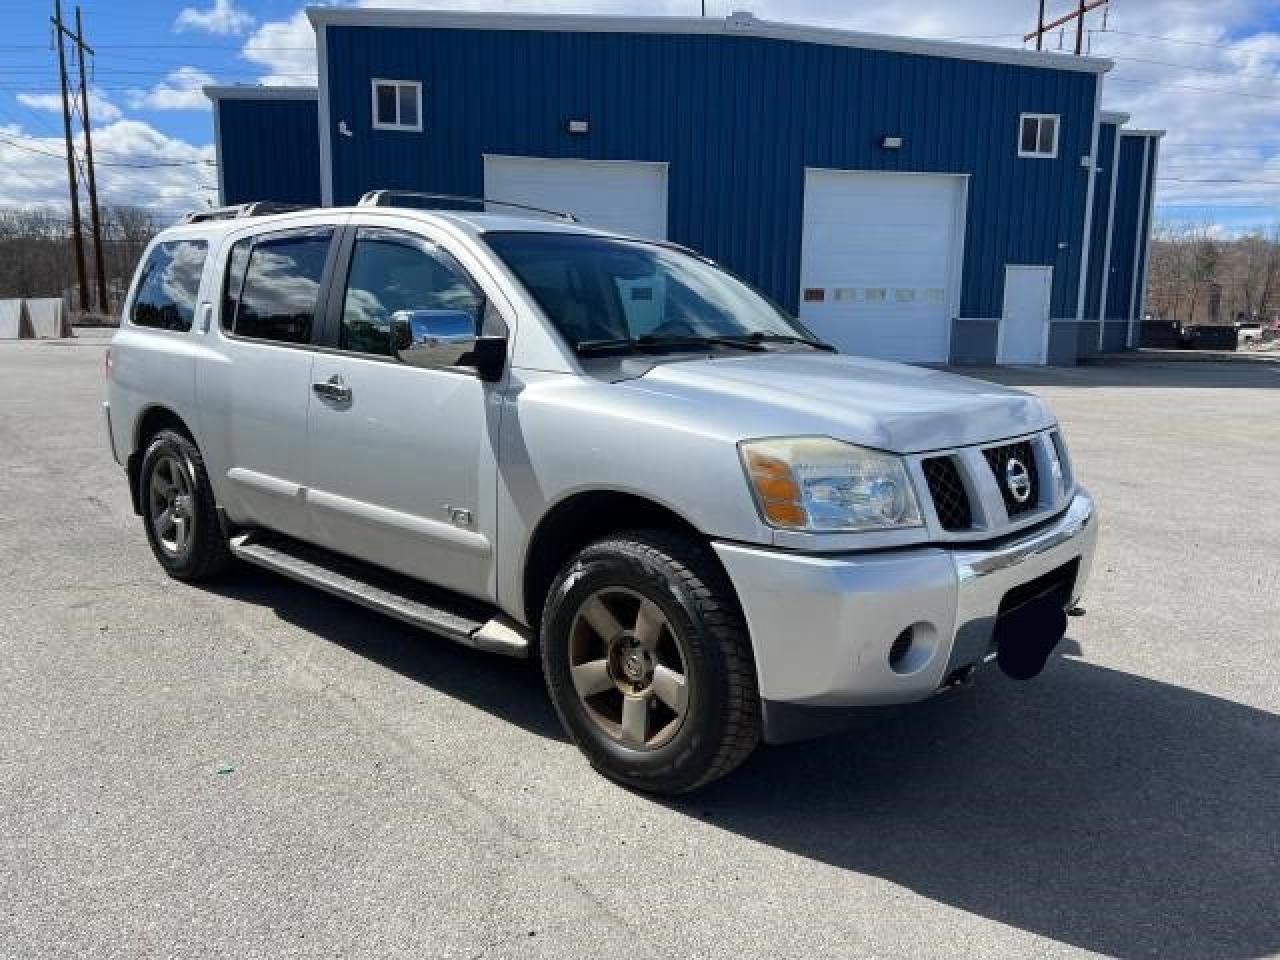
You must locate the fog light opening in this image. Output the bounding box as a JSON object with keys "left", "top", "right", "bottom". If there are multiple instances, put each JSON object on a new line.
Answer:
{"left": 889, "top": 627, "right": 914, "bottom": 669}
{"left": 887, "top": 622, "right": 938, "bottom": 676}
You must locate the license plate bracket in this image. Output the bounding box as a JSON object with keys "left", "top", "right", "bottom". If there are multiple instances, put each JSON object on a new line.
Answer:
{"left": 993, "top": 560, "right": 1078, "bottom": 680}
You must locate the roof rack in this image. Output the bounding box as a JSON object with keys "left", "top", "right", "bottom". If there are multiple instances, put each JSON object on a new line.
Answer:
{"left": 356, "top": 190, "right": 578, "bottom": 223}
{"left": 182, "top": 201, "right": 311, "bottom": 224}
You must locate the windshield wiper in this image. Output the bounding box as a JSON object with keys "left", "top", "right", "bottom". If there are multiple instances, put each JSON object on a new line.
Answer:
{"left": 575, "top": 334, "right": 765, "bottom": 356}
{"left": 717, "top": 332, "right": 838, "bottom": 352}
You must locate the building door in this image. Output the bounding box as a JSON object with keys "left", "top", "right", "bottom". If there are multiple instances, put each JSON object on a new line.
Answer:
{"left": 798, "top": 169, "right": 967, "bottom": 363}
{"left": 483, "top": 156, "right": 668, "bottom": 240}
{"left": 999, "top": 266, "right": 1053, "bottom": 365}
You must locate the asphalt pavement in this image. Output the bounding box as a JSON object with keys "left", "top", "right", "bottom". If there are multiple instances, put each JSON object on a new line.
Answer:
{"left": 2, "top": 333, "right": 1277, "bottom": 959}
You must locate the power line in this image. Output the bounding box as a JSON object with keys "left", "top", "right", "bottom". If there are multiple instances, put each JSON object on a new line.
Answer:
{"left": 1158, "top": 176, "right": 1280, "bottom": 185}
{"left": 1107, "top": 76, "right": 1280, "bottom": 102}
{"left": 0, "top": 133, "right": 215, "bottom": 167}
{"left": 1101, "top": 53, "right": 1280, "bottom": 83}
{"left": 1095, "top": 28, "right": 1274, "bottom": 54}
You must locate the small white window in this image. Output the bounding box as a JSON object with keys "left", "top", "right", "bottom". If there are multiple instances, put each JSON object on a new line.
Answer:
{"left": 372, "top": 79, "right": 422, "bottom": 132}
{"left": 1019, "top": 113, "right": 1059, "bottom": 158}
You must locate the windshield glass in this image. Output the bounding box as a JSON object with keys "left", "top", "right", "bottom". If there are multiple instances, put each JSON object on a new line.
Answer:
{"left": 484, "top": 231, "right": 817, "bottom": 350}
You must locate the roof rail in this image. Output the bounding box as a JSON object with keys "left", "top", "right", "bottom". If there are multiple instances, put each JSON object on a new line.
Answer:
{"left": 182, "top": 201, "right": 311, "bottom": 224}
{"left": 356, "top": 190, "right": 578, "bottom": 223}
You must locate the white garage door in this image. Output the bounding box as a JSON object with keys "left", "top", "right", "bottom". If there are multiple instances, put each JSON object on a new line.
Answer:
{"left": 483, "top": 156, "right": 668, "bottom": 240}
{"left": 799, "top": 170, "right": 967, "bottom": 363}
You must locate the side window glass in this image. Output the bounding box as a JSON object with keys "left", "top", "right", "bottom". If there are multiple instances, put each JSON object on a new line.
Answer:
{"left": 232, "top": 230, "right": 332, "bottom": 344}
{"left": 221, "top": 238, "right": 251, "bottom": 330}
{"left": 131, "top": 239, "right": 208, "bottom": 331}
{"left": 340, "top": 228, "right": 485, "bottom": 357}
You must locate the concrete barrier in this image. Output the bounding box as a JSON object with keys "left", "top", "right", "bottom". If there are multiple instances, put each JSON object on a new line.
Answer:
{"left": 0, "top": 299, "right": 33, "bottom": 339}
{"left": 26, "top": 298, "right": 70, "bottom": 339}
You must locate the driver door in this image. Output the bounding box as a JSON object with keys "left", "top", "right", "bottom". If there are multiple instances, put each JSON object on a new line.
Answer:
{"left": 304, "top": 224, "right": 506, "bottom": 601}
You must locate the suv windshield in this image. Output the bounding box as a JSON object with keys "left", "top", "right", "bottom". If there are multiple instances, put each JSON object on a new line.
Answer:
{"left": 484, "top": 231, "right": 824, "bottom": 353}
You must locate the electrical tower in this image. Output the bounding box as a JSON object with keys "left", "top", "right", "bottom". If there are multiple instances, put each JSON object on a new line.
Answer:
{"left": 52, "top": 0, "right": 108, "bottom": 314}
{"left": 1026, "top": 1, "right": 1109, "bottom": 55}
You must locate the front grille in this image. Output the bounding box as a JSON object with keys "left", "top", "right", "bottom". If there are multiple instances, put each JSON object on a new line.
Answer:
{"left": 983, "top": 440, "right": 1040, "bottom": 517}
{"left": 922, "top": 456, "right": 972, "bottom": 530}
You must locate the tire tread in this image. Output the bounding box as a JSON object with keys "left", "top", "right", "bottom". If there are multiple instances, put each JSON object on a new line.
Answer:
{"left": 542, "top": 529, "right": 760, "bottom": 793}
{"left": 142, "top": 429, "right": 232, "bottom": 581}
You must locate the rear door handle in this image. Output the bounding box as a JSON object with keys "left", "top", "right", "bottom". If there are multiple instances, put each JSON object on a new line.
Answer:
{"left": 312, "top": 374, "right": 352, "bottom": 402}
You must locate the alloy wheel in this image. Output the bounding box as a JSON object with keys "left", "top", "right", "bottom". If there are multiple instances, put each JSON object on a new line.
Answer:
{"left": 148, "top": 454, "right": 195, "bottom": 557}
{"left": 568, "top": 587, "right": 690, "bottom": 749}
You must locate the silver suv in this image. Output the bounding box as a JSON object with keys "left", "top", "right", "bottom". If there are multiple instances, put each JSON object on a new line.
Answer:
{"left": 105, "top": 198, "right": 1097, "bottom": 794}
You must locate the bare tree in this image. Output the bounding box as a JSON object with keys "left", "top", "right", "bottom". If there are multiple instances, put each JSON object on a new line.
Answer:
{"left": 0, "top": 204, "right": 159, "bottom": 316}
{"left": 1237, "top": 227, "right": 1280, "bottom": 323}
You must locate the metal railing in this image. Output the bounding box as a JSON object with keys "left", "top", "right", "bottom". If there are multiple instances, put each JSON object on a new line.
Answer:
{"left": 356, "top": 190, "right": 577, "bottom": 222}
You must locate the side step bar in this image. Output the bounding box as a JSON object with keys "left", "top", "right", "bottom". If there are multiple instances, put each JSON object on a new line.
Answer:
{"left": 229, "top": 533, "right": 530, "bottom": 658}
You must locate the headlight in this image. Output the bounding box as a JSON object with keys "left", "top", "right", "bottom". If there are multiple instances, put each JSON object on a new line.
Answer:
{"left": 739, "top": 437, "right": 922, "bottom": 532}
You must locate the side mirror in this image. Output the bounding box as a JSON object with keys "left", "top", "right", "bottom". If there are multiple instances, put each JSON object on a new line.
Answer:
{"left": 391, "top": 308, "right": 506, "bottom": 381}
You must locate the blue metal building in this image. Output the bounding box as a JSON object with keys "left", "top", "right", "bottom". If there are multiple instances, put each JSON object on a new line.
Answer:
{"left": 208, "top": 10, "right": 1164, "bottom": 366}
{"left": 206, "top": 85, "right": 322, "bottom": 207}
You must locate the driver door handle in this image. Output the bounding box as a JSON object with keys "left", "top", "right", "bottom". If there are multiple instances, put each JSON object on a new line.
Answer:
{"left": 312, "top": 374, "right": 352, "bottom": 403}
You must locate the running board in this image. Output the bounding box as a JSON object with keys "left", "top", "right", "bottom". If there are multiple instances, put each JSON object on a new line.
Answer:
{"left": 229, "top": 533, "right": 530, "bottom": 658}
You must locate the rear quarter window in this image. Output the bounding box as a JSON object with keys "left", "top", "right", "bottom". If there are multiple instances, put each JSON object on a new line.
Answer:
{"left": 130, "top": 239, "right": 208, "bottom": 332}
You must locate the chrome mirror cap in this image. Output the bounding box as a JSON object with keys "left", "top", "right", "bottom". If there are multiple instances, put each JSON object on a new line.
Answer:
{"left": 392, "top": 309, "right": 478, "bottom": 370}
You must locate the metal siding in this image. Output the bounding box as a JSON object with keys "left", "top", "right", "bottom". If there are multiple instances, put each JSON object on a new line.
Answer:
{"left": 325, "top": 26, "right": 1096, "bottom": 318}
{"left": 217, "top": 99, "right": 320, "bottom": 205}
{"left": 1106, "top": 135, "right": 1146, "bottom": 343}
{"left": 1083, "top": 122, "right": 1117, "bottom": 322}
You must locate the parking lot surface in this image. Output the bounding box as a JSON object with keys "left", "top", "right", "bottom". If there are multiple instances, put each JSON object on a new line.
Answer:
{"left": 2, "top": 334, "right": 1277, "bottom": 959}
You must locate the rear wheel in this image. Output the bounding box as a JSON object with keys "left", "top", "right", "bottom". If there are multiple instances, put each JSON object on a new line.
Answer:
{"left": 139, "top": 429, "right": 231, "bottom": 581}
{"left": 541, "top": 531, "right": 760, "bottom": 794}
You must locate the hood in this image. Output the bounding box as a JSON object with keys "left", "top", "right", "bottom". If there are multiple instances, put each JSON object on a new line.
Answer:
{"left": 627, "top": 352, "right": 1054, "bottom": 453}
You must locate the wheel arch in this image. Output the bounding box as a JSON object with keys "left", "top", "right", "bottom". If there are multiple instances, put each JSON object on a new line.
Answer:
{"left": 521, "top": 488, "right": 729, "bottom": 629}
{"left": 127, "top": 405, "right": 198, "bottom": 515}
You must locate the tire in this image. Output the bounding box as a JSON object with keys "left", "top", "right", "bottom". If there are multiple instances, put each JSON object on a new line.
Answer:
{"left": 139, "top": 429, "right": 232, "bottom": 581}
{"left": 541, "top": 530, "right": 760, "bottom": 794}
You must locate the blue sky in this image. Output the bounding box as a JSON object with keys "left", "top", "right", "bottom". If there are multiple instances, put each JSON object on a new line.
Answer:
{"left": 2, "top": 0, "right": 1279, "bottom": 232}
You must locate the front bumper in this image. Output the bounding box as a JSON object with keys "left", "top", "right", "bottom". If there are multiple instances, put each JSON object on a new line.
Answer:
{"left": 713, "top": 490, "right": 1097, "bottom": 735}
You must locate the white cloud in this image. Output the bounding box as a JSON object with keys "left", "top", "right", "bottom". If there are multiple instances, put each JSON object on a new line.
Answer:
{"left": 0, "top": 121, "right": 217, "bottom": 222}
{"left": 241, "top": 10, "right": 318, "bottom": 86}
{"left": 175, "top": 0, "right": 255, "bottom": 36}
{"left": 17, "top": 88, "right": 123, "bottom": 124}
{"left": 127, "top": 67, "right": 216, "bottom": 111}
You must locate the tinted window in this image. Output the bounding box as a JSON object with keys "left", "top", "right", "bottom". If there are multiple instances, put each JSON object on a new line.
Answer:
{"left": 131, "top": 239, "right": 207, "bottom": 331}
{"left": 230, "top": 230, "right": 332, "bottom": 344}
{"left": 1020, "top": 117, "right": 1039, "bottom": 154}
{"left": 485, "top": 232, "right": 809, "bottom": 347}
{"left": 221, "top": 237, "right": 251, "bottom": 329}
{"left": 340, "top": 228, "right": 485, "bottom": 357}
{"left": 398, "top": 84, "right": 419, "bottom": 128}
{"left": 375, "top": 84, "right": 397, "bottom": 126}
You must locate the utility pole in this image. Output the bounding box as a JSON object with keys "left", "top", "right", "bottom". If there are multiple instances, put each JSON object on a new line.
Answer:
{"left": 52, "top": 0, "right": 88, "bottom": 313}
{"left": 73, "top": 6, "right": 108, "bottom": 314}
{"left": 1024, "top": 0, "right": 1109, "bottom": 54}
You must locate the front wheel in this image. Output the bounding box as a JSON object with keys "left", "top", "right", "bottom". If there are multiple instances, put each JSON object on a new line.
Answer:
{"left": 541, "top": 531, "right": 760, "bottom": 794}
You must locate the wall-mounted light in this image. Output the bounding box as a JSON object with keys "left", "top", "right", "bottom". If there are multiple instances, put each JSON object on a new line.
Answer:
{"left": 566, "top": 119, "right": 589, "bottom": 134}
{"left": 338, "top": 120, "right": 354, "bottom": 138}
{"left": 881, "top": 136, "right": 903, "bottom": 149}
